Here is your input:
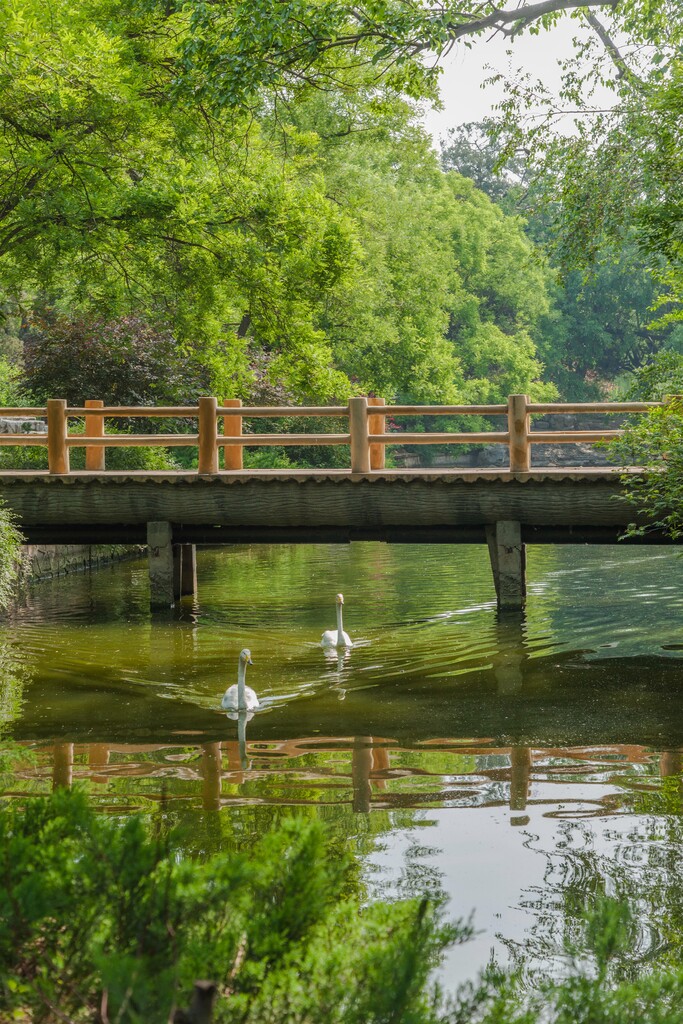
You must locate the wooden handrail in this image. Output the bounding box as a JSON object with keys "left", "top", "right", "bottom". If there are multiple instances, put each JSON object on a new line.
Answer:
{"left": 380, "top": 404, "right": 508, "bottom": 416}
{"left": 66, "top": 406, "right": 200, "bottom": 416}
{"left": 66, "top": 434, "right": 200, "bottom": 446}
{"left": 368, "top": 397, "right": 385, "bottom": 470}
{"left": 218, "top": 434, "right": 351, "bottom": 446}
{"left": 65, "top": 405, "right": 350, "bottom": 417}
{"left": 528, "top": 402, "right": 659, "bottom": 414}
{"left": 529, "top": 430, "right": 623, "bottom": 443}
{"left": 47, "top": 399, "right": 69, "bottom": 474}
{"left": 198, "top": 396, "right": 218, "bottom": 473}
{"left": 0, "top": 407, "right": 48, "bottom": 416}
{"left": 509, "top": 394, "right": 530, "bottom": 473}
{"left": 218, "top": 405, "right": 348, "bottom": 418}
{"left": 85, "top": 399, "right": 105, "bottom": 471}
{"left": 0, "top": 396, "right": 667, "bottom": 476}
{"left": 369, "top": 431, "right": 509, "bottom": 444}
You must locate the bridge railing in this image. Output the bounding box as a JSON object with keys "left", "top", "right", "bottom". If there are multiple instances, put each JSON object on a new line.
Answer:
{"left": 0, "top": 394, "right": 661, "bottom": 474}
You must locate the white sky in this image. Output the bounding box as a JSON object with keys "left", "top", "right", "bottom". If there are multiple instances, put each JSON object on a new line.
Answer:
{"left": 420, "top": 19, "right": 610, "bottom": 144}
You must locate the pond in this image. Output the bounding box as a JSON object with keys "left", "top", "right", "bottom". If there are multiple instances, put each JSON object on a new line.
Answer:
{"left": 2, "top": 541, "right": 683, "bottom": 985}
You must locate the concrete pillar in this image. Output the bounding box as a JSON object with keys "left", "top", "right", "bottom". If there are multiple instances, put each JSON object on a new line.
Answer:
{"left": 148, "top": 521, "right": 175, "bottom": 609}
{"left": 173, "top": 544, "right": 198, "bottom": 601}
{"left": 486, "top": 521, "right": 526, "bottom": 610}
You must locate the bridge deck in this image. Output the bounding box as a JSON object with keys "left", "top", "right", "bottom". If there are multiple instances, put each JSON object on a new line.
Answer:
{"left": 0, "top": 466, "right": 639, "bottom": 481}
{"left": 0, "top": 465, "right": 660, "bottom": 549}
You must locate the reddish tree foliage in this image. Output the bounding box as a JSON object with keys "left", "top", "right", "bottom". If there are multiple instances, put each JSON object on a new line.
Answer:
{"left": 22, "top": 312, "right": 210, "bottom": 406}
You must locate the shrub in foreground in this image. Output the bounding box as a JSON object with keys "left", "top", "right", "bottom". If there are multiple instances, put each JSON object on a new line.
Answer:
{"left": 4, "top": 790, "right": 683, "bottom": 1024}
{"left": 0, "top": 790, "right": 465, "bottom": 1023}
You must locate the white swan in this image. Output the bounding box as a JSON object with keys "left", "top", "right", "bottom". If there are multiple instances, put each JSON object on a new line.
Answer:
{"left": 221, "top": 648, "right": 260, "bottom": 713}
{"left": 321, "top": 593, "right": 352, "bottom": 649}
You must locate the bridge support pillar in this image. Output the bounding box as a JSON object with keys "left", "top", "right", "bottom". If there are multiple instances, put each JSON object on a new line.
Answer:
{"left": 148, "top": 521, "right": 175, "bottom": 609}
{"left": 173, "top": 544, "right": 197, "bottom": 599}
{"left": 486, "top": 521, "right": 526, "bottom": 610}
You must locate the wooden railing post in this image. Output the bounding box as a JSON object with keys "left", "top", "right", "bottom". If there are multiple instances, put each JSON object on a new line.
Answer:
{"left": 85, "top": 399, "right": 105, "bottom": 471}
{"left": 368, "top": 397, "right": 386, "bottom": 471}
{"left": 47, "top": 399, "right": 69, "bottom": 475}
{"left": 508, "top": 394, "right": 530, "bottom": 473}
{"left": 349, "top": 396, "right": 370, "bottom": 473}
{"left": 198, "top": 396, "right": 218, "bottom": 474}
{"left": 223, "top": 399, "right": 243, "bottom": 471}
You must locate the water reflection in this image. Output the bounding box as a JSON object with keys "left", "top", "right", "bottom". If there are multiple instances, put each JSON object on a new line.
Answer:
{"left": 8, "top": 736, "right": 682, "bottom": 820}
{"left": 4, "top": 542, "right": 683, "bottom": 983}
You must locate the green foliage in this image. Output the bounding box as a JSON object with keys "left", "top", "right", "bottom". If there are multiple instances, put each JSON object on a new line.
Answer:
{"left": 454, "top": 897, "right": 683, "bottom": 1024}
{"left": 599, "top": 352, "right": 683, "bottom": 540}
{"left": 441, "top": 123, "right": 675, "bottom": 399}
{"left": 482, "top": 6, "right": 683, "bottom": 319}
{"left": 607, "top": 400, "right": 683, "bottom": 540}
{"left": 310, "top": 115, "right": 557, "bottom": 403}
{"left": 624, "top": 350, "right": 683, "bottom": 401}
{"left": 0, "top": 0, "right": 561, "bottom": 409}
{"left": 0, "top": 499, "right": 22, "bottom": 610}
{"left": 170, "top": 0, "right": 673, "bottom": 115}
{"left": 0, "top": 789, "right": 466, "bottom": 1023}
{"left": 0, "top": 355, "right": 27, "bottom": 406}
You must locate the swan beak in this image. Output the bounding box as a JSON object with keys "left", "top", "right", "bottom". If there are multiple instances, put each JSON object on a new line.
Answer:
{"left": 247, "top": 655, "right": 253, "bottom": 665}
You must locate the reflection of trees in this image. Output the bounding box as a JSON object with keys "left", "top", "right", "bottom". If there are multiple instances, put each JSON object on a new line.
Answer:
{"left": 503, "top": 767, "right": 683, "bottom": 979}
{"left": 0, "top": 636, "right": 30, "bottom": 730}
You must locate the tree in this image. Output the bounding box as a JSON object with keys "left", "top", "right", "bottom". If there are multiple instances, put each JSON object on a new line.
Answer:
{"left": 0, "top": 0, "right": 358, "bottom": 401}
{"left": 442, "top": 122, "right": 678, "bottom": 398}
{"left": 0, "top": 1, "right": 563, "bottom": 407}
{"left": 298, "top": 97, "right": 557, "bottom": 402}
{"left": 481, "top": 5, "right": 683, "bottom": 315}
{"left": 171, "top": 0, "right": 664, "bottom": 112}
{"left": 22, "top": 312, "right": 210, "bottom": 406}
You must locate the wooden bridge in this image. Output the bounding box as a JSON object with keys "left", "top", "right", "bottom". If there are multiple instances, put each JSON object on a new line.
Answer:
{"left": 0, "top": 394, "right": 669, "bottom": 609}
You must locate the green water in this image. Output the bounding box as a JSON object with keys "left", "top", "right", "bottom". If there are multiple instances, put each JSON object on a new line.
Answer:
{"left": 3, "top": 542, "right": 683, "bottom": 983}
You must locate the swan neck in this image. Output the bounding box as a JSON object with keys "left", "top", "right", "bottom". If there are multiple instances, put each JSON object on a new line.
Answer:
{"left": 336, "top": 602, "right": 344, "bottom": 642}
{"left": 237, "top": 660, "right": 247, "bottom": 709}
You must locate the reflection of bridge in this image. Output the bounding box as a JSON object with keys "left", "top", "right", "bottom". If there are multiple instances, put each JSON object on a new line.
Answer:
{"left": 11, "top": 738, "right": 681, "bottom": 823}
{"left": 0, "top": 395, "right": 674, "bottom": 609}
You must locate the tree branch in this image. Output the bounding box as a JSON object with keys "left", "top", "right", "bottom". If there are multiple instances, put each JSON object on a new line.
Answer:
{"left": 585, "top": 12, "right": 646, "bottom": 87}
{"left": 445, "top": 0, "right": 619, "bottom": 41}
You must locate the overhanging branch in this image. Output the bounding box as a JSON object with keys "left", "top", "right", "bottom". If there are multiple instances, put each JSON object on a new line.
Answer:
{"left": 445, "top": 0, "right": 619, "bottom": 41}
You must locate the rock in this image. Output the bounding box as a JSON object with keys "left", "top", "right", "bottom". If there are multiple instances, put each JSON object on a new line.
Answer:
{"left": 0, "top": 417, "right": 47, "bottom": 434}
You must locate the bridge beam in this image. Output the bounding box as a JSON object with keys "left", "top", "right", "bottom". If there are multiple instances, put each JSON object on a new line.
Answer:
{"left": 486, "top": 520, "right": 526, "bottom": 610}
{"left": 147, "top": 520, "right": 175, "bottom": 609}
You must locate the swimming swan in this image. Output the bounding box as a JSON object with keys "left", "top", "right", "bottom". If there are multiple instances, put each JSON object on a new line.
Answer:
{"left": 321, "top": 593, "right": 352, "bottom": 649}
{"left": 221, "top": 648, "right": 260, "bottom": 712}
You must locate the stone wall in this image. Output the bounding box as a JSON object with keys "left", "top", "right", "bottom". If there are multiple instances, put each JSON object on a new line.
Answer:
{"left": 20, "top": 544, "right": 142, "bottom": 583}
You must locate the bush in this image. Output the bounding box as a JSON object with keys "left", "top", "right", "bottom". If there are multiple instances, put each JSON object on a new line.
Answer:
{"left": 607, "top": 402, "right": 683, "bottom": 539}
{"left": 6, "top": 792, "right": 683, "bottom": 1023}
{"left": 0, "top": 790, "right": 466, "bottom": 1023}
{"left": 0, "top": 500, "right": 22, "bottom": 609}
